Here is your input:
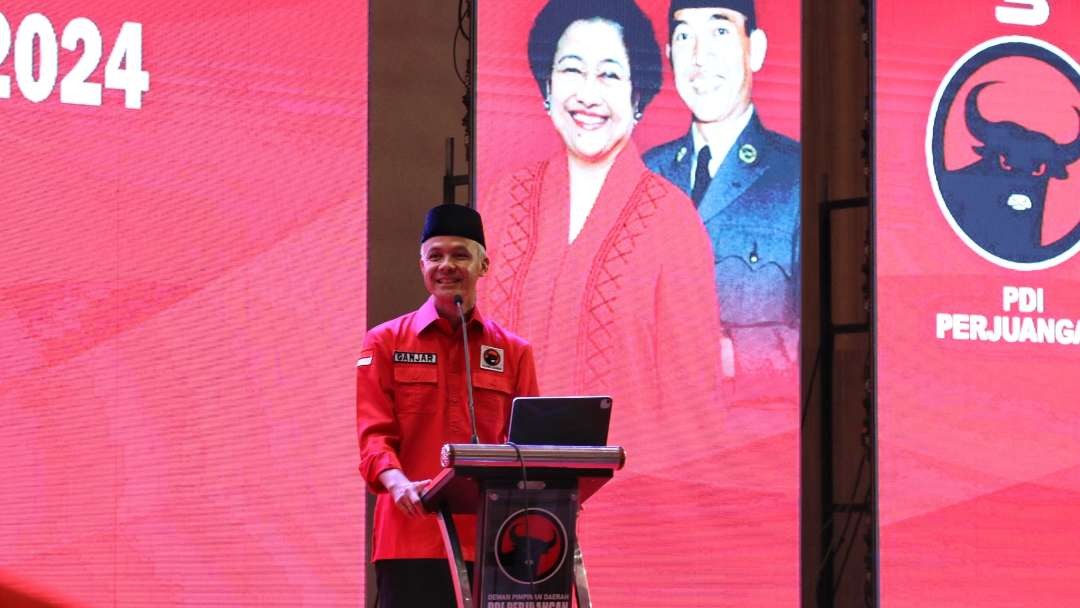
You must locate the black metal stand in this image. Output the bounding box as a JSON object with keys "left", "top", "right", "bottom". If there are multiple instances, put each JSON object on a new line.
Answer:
{"left": 444, "top": 137, "right": 470, "bottom": 206}
{"left": 817, "top": 196, "right": 875, "bottom": 607}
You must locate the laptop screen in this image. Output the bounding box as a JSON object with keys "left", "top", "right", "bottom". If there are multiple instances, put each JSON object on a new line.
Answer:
{"left": 506, "top": 396, "right": 613, "bottom": 446}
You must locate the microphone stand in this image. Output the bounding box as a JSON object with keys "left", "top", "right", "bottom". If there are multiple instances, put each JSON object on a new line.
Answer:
{"left": 454, "top": 295, "right": 480, "bottom": 444}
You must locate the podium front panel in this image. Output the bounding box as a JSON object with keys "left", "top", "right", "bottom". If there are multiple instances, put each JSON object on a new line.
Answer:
{"left": 476, "top": 482, "right": 578, "bottom": 608}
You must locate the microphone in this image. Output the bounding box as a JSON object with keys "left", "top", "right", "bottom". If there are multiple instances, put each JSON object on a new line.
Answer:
{"left": 454, "top": 295, "right": 480, "bottom": 444}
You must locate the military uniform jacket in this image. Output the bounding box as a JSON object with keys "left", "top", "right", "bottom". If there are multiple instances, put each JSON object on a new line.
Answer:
{"left": 645, "top": 113, "right": 802, "bottom": 376}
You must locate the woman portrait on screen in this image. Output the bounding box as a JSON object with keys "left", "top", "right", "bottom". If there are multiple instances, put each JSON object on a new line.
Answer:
{"left": 478, "top": 0, "right": 725, "bottom": 473}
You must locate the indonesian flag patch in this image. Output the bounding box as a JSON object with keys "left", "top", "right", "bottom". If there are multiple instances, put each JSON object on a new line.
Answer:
{"left": 356, "top": 350, "right": 373, "bottom": 367}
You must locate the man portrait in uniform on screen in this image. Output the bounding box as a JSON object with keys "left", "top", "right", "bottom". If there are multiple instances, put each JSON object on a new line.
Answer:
{"left": 644, "top": 0, "right": 801, "bottom": 383}
{"left": 355, "top": 203, "right": 539, "bottom": 607}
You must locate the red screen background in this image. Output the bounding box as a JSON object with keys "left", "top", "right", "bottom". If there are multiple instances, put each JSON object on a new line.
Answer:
{"left": 0, "top": 1, "right": 368, "bottom": 605}
{"left": 476, "top": 1, "right": 801, "bottom": 605}
{"left": 876, "top": 2, "right": 1080, "bottom": 605}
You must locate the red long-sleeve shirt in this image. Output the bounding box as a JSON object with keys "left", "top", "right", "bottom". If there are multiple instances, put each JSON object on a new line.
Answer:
{"left": 356, "top": 296, "right": 539, "bottom": 561}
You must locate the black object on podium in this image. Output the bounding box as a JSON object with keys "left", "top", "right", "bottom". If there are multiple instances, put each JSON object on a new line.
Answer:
{"left": 421, "top": 443, "right": 625, "bottom": 608}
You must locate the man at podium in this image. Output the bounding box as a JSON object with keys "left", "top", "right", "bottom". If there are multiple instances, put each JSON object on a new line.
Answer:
{"left": 356, "top": 203, "right": 539, "bottom": 607}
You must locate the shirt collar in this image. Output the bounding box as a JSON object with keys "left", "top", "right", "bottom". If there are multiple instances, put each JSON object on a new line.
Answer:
{"left": 691, "top": 104, "right": 755, "bottom": 170}
{"left": 564, "top": 139, "right": 647, "bottom": 244}
{"left": 416, "top": 295, "right": 486, "bottom": 335}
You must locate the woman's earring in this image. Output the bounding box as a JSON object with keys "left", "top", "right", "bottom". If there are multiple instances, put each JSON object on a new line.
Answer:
{"left": 544, "top": 97, "right": 551, "bottom": 112}
{"left": 633, "top": 111, "right": 643, "bottom": 121}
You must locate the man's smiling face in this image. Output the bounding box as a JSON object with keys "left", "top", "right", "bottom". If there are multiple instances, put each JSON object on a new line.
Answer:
{"left": 669, "top": 7, "right": 757, "bottom": 125}
{"left": 419, "top": 236, "right": 488, "bottom": 308}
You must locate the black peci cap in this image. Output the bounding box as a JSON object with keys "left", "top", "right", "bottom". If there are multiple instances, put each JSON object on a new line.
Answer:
{"left": 420, "top": 203, "right": 486, "bottom": 249}
{"left": 668, "top": 0, "right": 756, "bottom": 34}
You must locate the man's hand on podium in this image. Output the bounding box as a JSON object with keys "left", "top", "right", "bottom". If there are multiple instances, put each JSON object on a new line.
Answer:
{"left": 379, "top": 468, "right": 431, "bottom": 518}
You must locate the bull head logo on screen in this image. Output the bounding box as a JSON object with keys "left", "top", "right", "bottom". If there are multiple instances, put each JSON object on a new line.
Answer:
{"left": 928, "top": 37, "right": 1080, "bottom": 269}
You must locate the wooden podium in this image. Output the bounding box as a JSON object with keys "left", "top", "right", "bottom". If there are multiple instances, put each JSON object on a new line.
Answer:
{"left": 421, "top": 443, "right": 625, "bottom": 608}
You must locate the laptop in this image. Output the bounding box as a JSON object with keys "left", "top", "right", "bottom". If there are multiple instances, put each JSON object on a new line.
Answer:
{"left": 507, "top": 396, "right": 613, "bottom": 446}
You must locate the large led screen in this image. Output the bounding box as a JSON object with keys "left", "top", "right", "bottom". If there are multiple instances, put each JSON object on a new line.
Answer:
{"left": 0, "top": 2, "right": 368, "bottom": 605}
{"left": 875, "top": 1, "right": 1080, "bottom": 604}
{"left": 476, "top": 0, "right": 801, "bottom": 604}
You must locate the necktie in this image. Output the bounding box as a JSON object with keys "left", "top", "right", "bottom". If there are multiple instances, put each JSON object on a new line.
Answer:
{"left": 691, "top": 145, "right": 712, "bottom": 206}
